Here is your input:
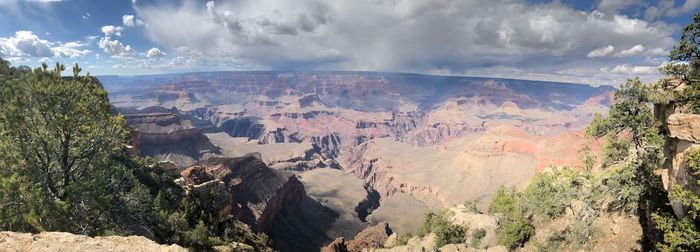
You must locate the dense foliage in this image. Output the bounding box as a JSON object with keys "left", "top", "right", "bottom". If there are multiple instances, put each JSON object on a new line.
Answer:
{"left": 488, "top": 168, "right": 604, "bottom": 249}
{"left": 0, "top": 60, "right": 271, "bottom": 251}
{"left": 653, "top": 147, "right": 700, "bottom": 251}
{"left": 416, "top": 210, "right": 468, "bottom": 248}
{"left": 667, "top": 13, "right": 700, "bottom": 113}
{"left": 648, "top": 12, "right": 700, "bottom": 252}
{"left": 487, "top": 186, "right": 534, "bottom": 249}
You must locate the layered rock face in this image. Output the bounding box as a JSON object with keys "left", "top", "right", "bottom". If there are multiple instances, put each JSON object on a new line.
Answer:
{"left": 0, "top": 231, "right": 185, "bottom": 252}
{"left": 104, "top": 72, "right": 613, "bottom": 247}
{"left": 658, "top": 106, "right": 700, "bottom": 217}
{"left": 123, "top": 111, "right": 220, "bottom": 167}
{"left": 179, "top": 155, "right": 338, "bottom": 251}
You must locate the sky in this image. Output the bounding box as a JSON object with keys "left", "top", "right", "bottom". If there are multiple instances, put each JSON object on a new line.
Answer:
{"left": 0, "top": 0, "right": 699, "bottom": 86}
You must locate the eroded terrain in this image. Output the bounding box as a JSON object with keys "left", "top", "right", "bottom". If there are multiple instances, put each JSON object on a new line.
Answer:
{"left": 103, "top": 71, "right": 612, "bottom": 243}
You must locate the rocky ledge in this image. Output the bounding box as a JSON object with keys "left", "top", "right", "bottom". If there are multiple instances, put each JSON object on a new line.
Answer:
{"left": 660, "top": 112, "right": 700, "bottom": 218}
{"left": 0, "top": 231, "right": 185, "bottom": 252}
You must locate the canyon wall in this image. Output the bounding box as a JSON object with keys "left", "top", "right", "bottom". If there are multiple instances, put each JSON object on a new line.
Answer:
{"left": 657, "top": 101, "right": 700, "bottom": 218}
{"left": 104, "top": 71, "right": 613, "bottom": 248}
{"left": 123, "top": 111, "right": 220, "bottom": 167}
{"left": 179, "top": 154, "right": 338, "bottom": 251}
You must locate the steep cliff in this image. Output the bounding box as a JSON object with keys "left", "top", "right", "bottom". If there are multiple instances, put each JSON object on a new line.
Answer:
{"left": 657, "top": 102, "right": 700, "bottom": 218}
{"left": 124, "top": 112, "right": 220, "bottom": 167}
{"left": 179, "top": 154, "right": 338, "bottom": 251}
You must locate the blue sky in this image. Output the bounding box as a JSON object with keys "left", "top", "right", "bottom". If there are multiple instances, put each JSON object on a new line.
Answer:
{"left": 0, "top": 0, "right": 699, "bottom": 86}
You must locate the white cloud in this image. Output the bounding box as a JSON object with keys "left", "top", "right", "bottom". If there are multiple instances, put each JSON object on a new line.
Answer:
{"left": 0, "top": 30, "right": 54, "bottom": 57}
{"left": 646, "top": 47, "right": 668, "bottom": 56}
{"left": 128, "top": 0, "right": 681, "bottom": 86}
{"left": 52, "top": 40, "right": 91, "bottom": 58}
{"left": 0, "top": 31, "right": 95, "bottom": 59}
{"left": 619, "top": 44, "right": 645, "bottom": 56}
{"left": 645, "top": 0, "right": 700, "bottom": 20}
{"left": 122, "top": 14, "right": 144, "bottom": 27}
{"left": 137, "top": 1, "right": 674, "bottom": 69}
{"left": 587, "top": 45, "right": 615, "bottom": 58}
{"left": 667, "top": 0, "right": 700, "bottom": 16}
{"left": 98, "top": 36, "right": 134, "bottom": 57}
{"left": 122, "top": 15, "right": 135, "bottom": 26}
{"left": 609, "top": 64, "right": 658, "bottom": 74}
{"left": 146, "top": 47, "right": 166, "bottom": 59}
{"left": 82, "top": 12, "right": 90, "bottom": 20}
{"left": 101, "top": 25, "right": 124, "bottom": 37}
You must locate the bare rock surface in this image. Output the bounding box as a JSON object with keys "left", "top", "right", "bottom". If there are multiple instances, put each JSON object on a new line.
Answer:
{"left": 346, "top": 222, "right": 393, "bottom": 252}
{"left": 667, "top": 113, "right": 700, "bottom": 143}
{"left": 662, "top": 113, "right": 700, "bottom": 217}
{"left": 322, "top": 222, "right": 393, "bottom": 252}
{"left": 180, "top": 155, "right": 338, "bottom": 251}
{"left": 123, "top": 111, "right": 220, "bottom": 167}
{"left": 322, "top": 237, "right": 348, "bottom": 252}
{"left": 0, "top": 231, "right": 185, "bottom": 252}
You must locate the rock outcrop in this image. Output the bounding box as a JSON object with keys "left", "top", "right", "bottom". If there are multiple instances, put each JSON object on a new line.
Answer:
{"left": 346, "top": 222, "right": 393, "bottom": 252}
{"left": 667, "top": 113, "right": 700, "bottom": 143}
{"left": 0, "top": 232, "right": 185, "bottom": 252}
{"left": 659, "top": 111, "right": 700, "bottom": 218}
{"left": 180, "top": 154, "right": 338, "bottom": 251}
{"left": 322, "top": 238, "right": 348, "bottom": 252}
{"left": 124, "top": 112, "right": 220, "bottom": 167}
{"left": 322, "top": 222, "right": 393, "bottom": 252}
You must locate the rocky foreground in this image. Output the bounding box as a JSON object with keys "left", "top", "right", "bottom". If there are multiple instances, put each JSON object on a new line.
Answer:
{"left": 0, "top": 232, "right": 185, "bottom": 252}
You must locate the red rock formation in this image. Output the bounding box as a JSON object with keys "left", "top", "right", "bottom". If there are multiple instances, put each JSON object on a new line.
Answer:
{"left": 321, "top": 222, "right": 392, "bottom": 252}
{"left": 180, "top": 155, "right": 338, "bottom": 251}
{"left": 124, "top": 113, "right": 200, "bottom": 144}
{"left": 123, "top": 112, "right": 220, "bottom": 167}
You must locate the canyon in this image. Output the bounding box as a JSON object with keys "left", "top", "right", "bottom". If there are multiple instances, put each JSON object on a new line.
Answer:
{"left": 101, "top": 71, "right": 614, "bottom": 250}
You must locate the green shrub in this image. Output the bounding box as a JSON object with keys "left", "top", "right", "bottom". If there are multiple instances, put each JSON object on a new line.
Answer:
{"left": 470, "top": 228, "right": 486, "bottom": 248}
{"left": 578, "top": 144, "right": 596, "bottom": 171}
{"left": 417, "top": 210, "right": 468, "bottom": 247}
{"left": 463, "top": 199, "right": 480, "bottom": 213}
{"left": 395, "top": 232, "right": 411, "bottom": 246}
{"left": 488, "top": 187, "right": 535, "bottom": 249}
{"left": 601, "top": 163, "right": 641, "bottom": 213}
{"left": 602, "top": 134, "right": 630, "bottom": 168}
{"left": 522, "top": 170, "right": 572, "bottom": 218}
{"left": 567, "top": 215, "right": 599, "bottom": 248}
{"left": 534, "top": 232, "right": 565, "bottom": 252}
{"left": 653, "top": 148, "right": 700, "bottom": 251}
